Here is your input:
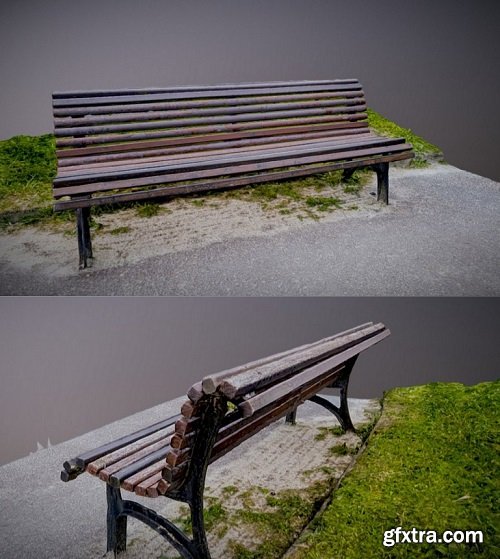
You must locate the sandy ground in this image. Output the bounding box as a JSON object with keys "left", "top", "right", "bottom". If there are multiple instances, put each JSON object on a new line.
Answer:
{"left": 0, "top": 173, "right": 391, "bottom": 277}
{"left": 0, "top": 396, "right": 380, "bottom": 559}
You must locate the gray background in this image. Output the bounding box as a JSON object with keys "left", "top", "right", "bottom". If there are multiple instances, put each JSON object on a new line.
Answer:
{"left": 0, "top": 296, "right": 498, "bottom": 465}
{"left": 1, "top": 0, "right": 499, "bottom": 181}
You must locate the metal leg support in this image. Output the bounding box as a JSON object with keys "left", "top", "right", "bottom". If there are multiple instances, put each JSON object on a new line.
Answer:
{"left": 342, "top": 167, "right": 355, "bottom": 182}
{"left": 106, "top": 485, "right": 127, "bottom": 555}
{"left": 76, "top": 207, "right": 93, "bottom": 269}
{"left": 372, "top": 162, "right": 389, "bottom": 204}
{"left": 306, "top": 356, "right": 359, "bottom": 432}
{"left": 285, "top": 408, "right": 297, "bottom": 424}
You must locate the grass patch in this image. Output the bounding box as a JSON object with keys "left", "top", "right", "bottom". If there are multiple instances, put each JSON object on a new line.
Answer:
{"left": 290, "top": 381, "right": 499, "bottom": 558}
{"left": 230, "top": 481, "right": 330, "bottom": 559}
{"left": 0, "top": 112, "right": 441, "bottom": 231}
{"left": 109, "top": 226, "right": 131, "bottom": 235}
{"left": 367, "top": 108, "right": 443, "bottom": 163}
{"left": 328, "top": 443, "right": 358, "bottom": 456}
{"left": 314, "top": 426, "right": 345, "bottom": 441}
{"left": 135, "top": 203, "right": 161, "bottom": 218}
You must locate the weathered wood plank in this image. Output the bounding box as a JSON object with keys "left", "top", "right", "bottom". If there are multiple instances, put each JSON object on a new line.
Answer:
{"left": 54, "top": 151, "right": 413, "bottom": 210}
{"left": 121, "top": 460, "right": 166, "bottom": 492}
{"left": 86, "top": 425, "right": 175, "bottom": 475}
{"left": 238, "top": 329, "right": 390, "bottom": 417}
{"left": 54, "top": 99, "right": 366, "bottom": 127}
{"left": 72, "top": 414, "right": 180, "bottom": 470}
{"left": 53, "top": 136, "right": 403, "bottom": 189}
{"left": 53, "top": 83, "right": 363, "bottom": 107}
{"left": 97, "top": 437, "right": 172, "bottom": 482}
{"left": 201, "top": 322, "right": 373, "bottom": 394}
{"left": 218, "top": 323, "right": 387, "bottom": 399}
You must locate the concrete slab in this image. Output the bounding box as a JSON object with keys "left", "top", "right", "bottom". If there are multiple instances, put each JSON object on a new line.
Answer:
{"left": 0, "top": 396, "right": 379, "bottom": 559}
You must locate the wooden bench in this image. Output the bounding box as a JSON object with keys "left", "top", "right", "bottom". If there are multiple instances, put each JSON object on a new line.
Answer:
{"left": 61, "top": 322, "right": 390, "bottom": 558}
{"left": 52, "top": 79, "right": 414, "bottom": 268}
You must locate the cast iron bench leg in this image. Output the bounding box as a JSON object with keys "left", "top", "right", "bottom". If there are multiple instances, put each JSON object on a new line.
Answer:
{"left": 342, "top": 167, "right": 355, "bottom": 182}
{"left": 76, "top": 207, "right": 93, "bottom": 270}
{"left": 107, "top": 485, "right": 127, "bottom": 555}
{"left": 373, "top": 162, "right": 389, "bottom": 204}
{"left": 285, "top": 408, "right": 297, "bottom": 424}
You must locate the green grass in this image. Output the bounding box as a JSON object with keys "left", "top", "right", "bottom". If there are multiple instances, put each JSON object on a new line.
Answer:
{"left": 289, "top": 381, "right": 499, "bottom": 559}
{"left": 230, "top": 481, "right": 331, "bottom": 559}
{"left": 367, "top": 108, "right": 443, "bottom": 165}
{"left": 0, "top": 114, "right": 442, "bottom": 230}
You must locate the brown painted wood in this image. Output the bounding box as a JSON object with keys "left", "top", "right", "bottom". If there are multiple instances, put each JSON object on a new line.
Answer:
{"left": 55, "top": 113, "right": 367, "bottom": 148}
{"left": 187, "top": 382, "right": 204, "bottom": 403}
{"left": 53, "top": 142, "right": 412, "bottom": 199}
{"left": 55, "top": 105, "right": 367, "bottom": 137}
{"left": 57, "top": 128, "right": 369, "bottom": 168}
{"left": 55, "top": 121, "right": 367, "bottom": 158}
{"left": 97, "top": 437, "right": 172, "bottom": 482}
{"left": 219, "top": 324, "right": 387, "bottom": 400}
{"left": 73, "top": 414, "right": 180, "bottom": 469}
{"left": 53, "top": 136, "right": 402, "bottom": 187}
{"left": 85, "top": 425, "right": 175, "bottom": 475}
{"left": 135, "top": 473, "right": 163, "bottom": 497}
{"left": 201, "top": 322, "right": 374, "bottom": 394}
{"left": 238, "top": 330, "right": 390, "bottom": 417}
{"left": 54, "top": 151, "right": 413, "bottom": 210}
{"left": 54, "top": 99, "right": 366, "bottom": 128}
{"left": 52, "top": 79, "right": 357, "bottom": 98}
{"left": 121, "top": 460, "right": 166, "bottom": 492}
{"left": 57, "top": 132, "right": 375, "bottom": 176}
{"left": 53, "top": 90, "right": 365, "bottom": 118}
{"left": 53, "top": 83, "right": 363, "bottom": 107}
{"left": 180, "top": 400, "right": 199, "bottom": 419}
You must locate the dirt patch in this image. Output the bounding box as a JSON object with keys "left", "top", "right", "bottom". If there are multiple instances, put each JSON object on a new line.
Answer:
{"left": 0, "top": 175, "right": 391, "bottom": 277}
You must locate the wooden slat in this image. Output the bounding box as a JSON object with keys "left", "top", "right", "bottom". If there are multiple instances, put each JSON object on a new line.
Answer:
{"left": 57, "top": 128, "right": 369, "bottom": 168}
{"left": 97, "top": 436, "right": 172, "bottom": 482}
{"left": 54, "top": 151, "right": 413, "bottom": 210}
{"left": 55, "top": 113, "right": 368, "bottom": 148}
{"left": 85, "top": 424, "right": 175, "bottom": 475}
{"left": 55, "top": 121, "right": 368, "bottom": 159}
{"left": 72, "top": 414, "right": 180, "bottom": 470}
{"left": 213, "top": 366, "right": 347, "bottom": 459}
{"left": 57, "top": 132, "right": 375, "bottom": 176}
{"left": 53, "top": 83, "right": 363, "bottom": 107}
{"left": 53, "top": 91, "right": 365, "bottom": 118}
{"left": 238, "top": 329, "right": 390, "bottom": 417}
{"left": 218, "top": 323, "right": 387, "bottom": 400}
{"left": 55, "top": 105, "right": 367, "bottom": 137}
{"left": 121, "top": 460, "right": 166, "bottom": 492}
{"left": 108, "top": 446, "right": 174, "bottom": 488}
{"left": 201, "top": 322, "right": 374, "bottom": 394}
{"left": 135, "top": 473, "right": 163, "bottom": 497}
{"left": 52, "top": 80, "right": 357, "bottom": 98}
{"left": 187, "top": 382, "right": 204, "bottom": 403}
{"left": 54, "top": 135, "right": 398, "bottom": 187}
{"left": 53, "top": 142, "right": 411, "bottom": 198}
{"left": 54, "top": 99, "right": 367, "bottom": 128}
{"left": 55, "top": 132, "right": 383, "bottom": 179}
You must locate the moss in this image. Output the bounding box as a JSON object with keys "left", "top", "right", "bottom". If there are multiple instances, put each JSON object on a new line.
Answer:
{"left": 328, "top": 443, "right": 358, "bottom": 456}
{"left": 109, "top": 226, "right": 131, "bottom": 235}
{"left": 135, "top": 203, "right": 161, "bottom": 218}
{"left": 367, "top": 108, "right": 443, "bottom": 161}
{"left": 290, "top": 381, "right": 499, "bottom": 559}
{"left": 314, "top": 426, "right": 345, "bottom": 441}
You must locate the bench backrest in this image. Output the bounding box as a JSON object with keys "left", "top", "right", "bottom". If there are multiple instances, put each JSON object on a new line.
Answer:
{"left": 162, "top": 321, "right": 389, "bottom": 491}
{"left": 53, "top": 79, "right": 368, "bottom": 171}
